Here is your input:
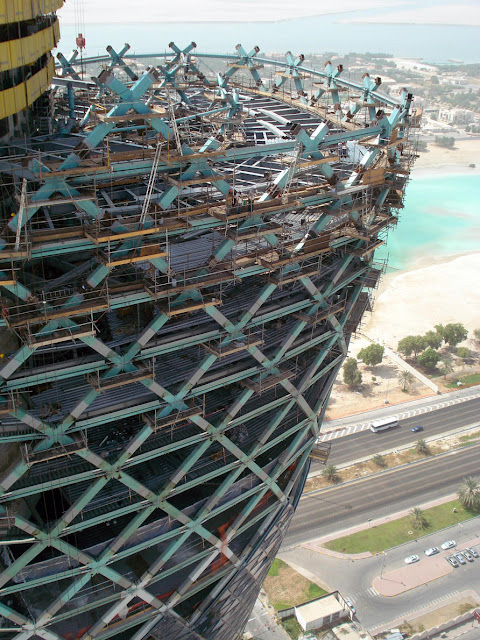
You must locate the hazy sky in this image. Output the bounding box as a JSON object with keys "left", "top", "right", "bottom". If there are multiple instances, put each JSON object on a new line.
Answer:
{"left": 59, "top": 0, "right": 480, "bottom": 25}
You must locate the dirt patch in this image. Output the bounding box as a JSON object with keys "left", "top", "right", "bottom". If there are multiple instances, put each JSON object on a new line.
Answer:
{"left": 406, "top": 598, "right": 480, "bottom": 633}
{"left": 263, "top": 559, "right": 327, "bottom": 611}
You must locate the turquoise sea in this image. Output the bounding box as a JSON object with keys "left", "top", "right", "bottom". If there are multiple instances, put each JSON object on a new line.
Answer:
{"left": 376, "top": 172, "right": 480, "bottom": 271}
{"left": 58, "top": 15, "right": 480, "bottom": 64}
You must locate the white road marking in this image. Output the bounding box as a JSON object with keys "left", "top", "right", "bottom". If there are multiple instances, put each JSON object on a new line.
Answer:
{"left": 320, "top": 392, "right": 480, "bottom": 441}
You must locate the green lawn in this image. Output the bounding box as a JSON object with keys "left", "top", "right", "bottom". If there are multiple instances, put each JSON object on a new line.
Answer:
{"left": 459, "top": 430, "right": 480, "bottom": 447}
{"left": 281, "top": 617, "right": 303, "bottom": 639}
{"left": 325, "top": 499, "right": 480, "bottom": 554}
{"left": 267, "top": 557, "right": 285, "bottom": 577}
{"left": 447, "top": 373, "right": 480, "bottom": 388}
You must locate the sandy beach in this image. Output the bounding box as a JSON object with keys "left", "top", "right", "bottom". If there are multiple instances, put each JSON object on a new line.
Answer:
{"left": 414, "top": 137, "right": 480, "bottom": 174}
{"left": 325, "top": 138, "right": 480, "bottom": 419}
{"left": 359, "top": 138, "right": 480, "bottom": 349}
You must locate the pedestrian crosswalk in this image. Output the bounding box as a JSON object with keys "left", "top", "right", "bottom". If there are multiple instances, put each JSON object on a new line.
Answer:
{"left": 367, "top": 590, "right": 460, "bottom": 631}
{"left": 345, "top": 586, "right": 379, "bottom": 603}
{"left": 318, "top": 391, "right": 480, "bottom": 443}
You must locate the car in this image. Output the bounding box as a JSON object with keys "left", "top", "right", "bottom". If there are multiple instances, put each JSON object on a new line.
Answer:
{"left": 441, "top": 540, "right": 456, "bottom": 550}
{"left": 411, "top": 425, "right": 423, "bottom": 432}
{"left": 344, "top": 598, "right": 356, "bottom": 614}
{"left": 462, "top": 550, "right": 474, "bottom": 562}
{"left": 466, "top": 547, "right": 479, "bottom": 558}
{"left": 454, "top": 553, "right": 466, "bottom": 565}
{"left": 425, "top": 547, "right": 439, "bottom": 556}
{"left": 404, "top": 555, "right": 419, "bottom": 564}
{"left": 446, "top": 555, "right": 459, "bottom": 567}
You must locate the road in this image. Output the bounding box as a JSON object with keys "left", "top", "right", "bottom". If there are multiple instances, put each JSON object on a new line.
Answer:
{"left": 285, "top": 443, "right": 480, "bottom": 547}
{"left": 282, "top": 515, "right": 480, "bottom": 631}
{"left": 311, "top": 395, "right": 480, "bottom": 470}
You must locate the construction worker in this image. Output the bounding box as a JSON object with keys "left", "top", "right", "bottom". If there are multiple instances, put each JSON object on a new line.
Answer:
{"left": 226, "top": 189, "right": 233, "bottom": 214}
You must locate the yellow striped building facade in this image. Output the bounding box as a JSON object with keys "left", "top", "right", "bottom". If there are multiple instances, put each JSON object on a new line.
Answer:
{"left": 0, "top": 0, "right": 62, "bottom": 136}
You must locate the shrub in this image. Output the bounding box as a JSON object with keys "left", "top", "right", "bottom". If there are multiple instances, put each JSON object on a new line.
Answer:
{"left": 343, "top": 358, "right": 362, "bottom": 388}
{"left": 372, "top": 454, "right": 387, "bottom": 468}
{"left": 418, "top": 347, "right": 439, "bottom": 369}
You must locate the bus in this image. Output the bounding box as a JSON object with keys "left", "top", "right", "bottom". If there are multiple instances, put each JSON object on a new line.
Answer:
{"left": 370, "top": 416, "right": 399, "bottom": 432}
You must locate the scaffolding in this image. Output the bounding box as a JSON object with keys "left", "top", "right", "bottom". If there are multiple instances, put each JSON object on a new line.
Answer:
{"left": 0, "top": 40, "right": 419, "bottom": 640}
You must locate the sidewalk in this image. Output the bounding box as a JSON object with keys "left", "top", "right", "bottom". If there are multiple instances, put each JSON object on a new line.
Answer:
{"left": 322, "top": 384, "right": 480, "bottom": 432}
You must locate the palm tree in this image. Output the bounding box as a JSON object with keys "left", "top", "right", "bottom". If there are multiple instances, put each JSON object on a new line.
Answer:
{"left": 398, "top": 370, "right": 414, "bottom": 391}
{"left": 409, "top": 507, "right": 429, "bottom": 530}
{"left": 457, "top": 477, "right": 480, "bottom": 510}
{"left": 372, "top": 454, "right": 387, "bottom": 468}
{"left": 416, "top": 439, "right": 430, "bottom": 455}
{"left": 322, "top": 464, "right": 339, "bottom": 483}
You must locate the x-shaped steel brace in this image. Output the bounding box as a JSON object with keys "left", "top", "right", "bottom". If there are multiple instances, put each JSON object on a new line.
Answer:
{"left": 106, "top": 43, "right": 139, "bottom": 81}
{"left": 273, "top": 51, "right": 307, "bottom": 100}
{"left": 312, "top": 60, "right": 343, "bottom": 110}
{"left": 56, "top": 50, "right": 81, "bottom": 80}
{"left": 345, "top": 72, "right": 382, "bottom": 123}
{"left": 167, "top": 42, "right": 211, "bottom": 87}
{"left": 224, "top": 44, "right": 265, "bottom": 90}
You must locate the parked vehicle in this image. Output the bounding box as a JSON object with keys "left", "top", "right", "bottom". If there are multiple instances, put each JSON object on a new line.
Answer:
{"left": 424, "top": 547, "right": 439, "bottom": 556}
{"left": 344, "top": 598, "right": 356, "bottom": 614}
{"left": 404, "top": 555, "right": 419, "bottom": 564}
{"left": 441, "top": 540, "right": 456, "bottom": 550}
{"left": 462, "top": 550, "right": 474, "bottom": 562}
{"left": 446, "top": 556, "right": 459, "bottom": 567}
{"left": 466, "top": 547, "right": 479, "bottom": 558}
{"left": 454, "top": 553, "right": 466, "bottom": 565}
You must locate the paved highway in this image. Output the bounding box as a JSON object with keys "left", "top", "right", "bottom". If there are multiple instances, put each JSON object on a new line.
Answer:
{"left": 311, "top": 396, "right": 480, "bottom": 470}
{"left": 285, "top": 442, "right": 480, "bottom": 547}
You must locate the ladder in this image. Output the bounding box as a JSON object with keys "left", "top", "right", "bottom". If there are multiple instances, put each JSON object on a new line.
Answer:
{"left": 139, "top": 141, "right": 163, "bottom": 228}
{"left": 166, "top": 89, "right": 183, "bottom": 155}
{"left": 15, "top": 178, "right": 27, "bottom": 251}
{"left": 282, "top": 140, "right": 303, "bottom": 201}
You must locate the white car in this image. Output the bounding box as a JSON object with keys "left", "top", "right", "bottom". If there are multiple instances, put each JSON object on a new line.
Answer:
{"left": 404, "top": 555, "right": 419, "bottom": 564}
{"left": 425, "top": 547, "right": 439, "bottom": 556}
{"left": 441, "top": 540, "right": 456, "bottom": 550}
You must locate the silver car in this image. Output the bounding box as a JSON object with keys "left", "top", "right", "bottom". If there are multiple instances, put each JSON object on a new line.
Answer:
{"left": 461, "top": 550, "right": 474, "bottom": 562}
{"left": 454, "top": 553, "right": 466, "bottom": 565}
{"left": 466, "top": 547, "right": 479, "bottom": 558}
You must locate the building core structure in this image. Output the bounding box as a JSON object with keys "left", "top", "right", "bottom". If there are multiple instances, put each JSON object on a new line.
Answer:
{"left": 0, "top": 36, "right": 418, "bottom": 640}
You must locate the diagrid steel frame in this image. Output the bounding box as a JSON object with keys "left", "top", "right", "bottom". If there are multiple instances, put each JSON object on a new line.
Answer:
{"left": 0, "top": 41, "right": 418, "bottom": 640}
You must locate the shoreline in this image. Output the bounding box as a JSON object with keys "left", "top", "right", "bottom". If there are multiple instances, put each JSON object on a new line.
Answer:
{"left": 351, "top": 138, "right": 480, "bottom": 347}
{"left": 412, "top": 138, "right": 480, "bottom": 176}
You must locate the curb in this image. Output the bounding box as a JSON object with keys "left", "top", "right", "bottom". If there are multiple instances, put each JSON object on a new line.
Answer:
{"left": 322, "top": 383, "right": 480, "bottom": 429}
{"left": 306, "top": 425, "right": 480, "bottom": 482}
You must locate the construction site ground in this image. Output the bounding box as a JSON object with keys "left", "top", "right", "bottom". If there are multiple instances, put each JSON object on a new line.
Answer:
{"left": 324, "top": 337, "right": 480, "bottom": 422}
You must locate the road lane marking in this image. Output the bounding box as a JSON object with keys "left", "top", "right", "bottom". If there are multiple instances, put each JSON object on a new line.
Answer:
{"left": 319, "top": 393, "right": 480, "bottom": 441}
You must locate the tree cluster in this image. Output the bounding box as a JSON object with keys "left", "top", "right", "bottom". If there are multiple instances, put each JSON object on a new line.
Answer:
{"left": 434, "top": 136, "right": 455, "bottom": 149}
{"left": 397, "top": 324, "right": 468, "bottom": 371}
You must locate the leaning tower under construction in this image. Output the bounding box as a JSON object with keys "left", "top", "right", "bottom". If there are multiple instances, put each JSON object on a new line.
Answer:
{"left": 0, "top": 34, "right": 417, "bottom": 640}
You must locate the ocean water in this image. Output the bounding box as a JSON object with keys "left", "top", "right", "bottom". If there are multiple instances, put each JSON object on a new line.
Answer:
{"left": 376, "top": 172, "right": 480, "bottom": 271}
{"left": 58, "top": 15, "right": 480, "bottom": 64}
